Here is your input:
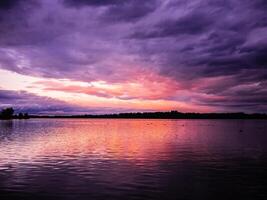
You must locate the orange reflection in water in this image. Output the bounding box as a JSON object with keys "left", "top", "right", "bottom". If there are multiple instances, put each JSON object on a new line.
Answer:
{"left": 0, "top": 119, "right": 186, "bottom": 167}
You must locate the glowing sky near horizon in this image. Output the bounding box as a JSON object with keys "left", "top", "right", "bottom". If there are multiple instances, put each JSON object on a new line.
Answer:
{"left": 0, "top": 0, "right": 266, "bottom": 114}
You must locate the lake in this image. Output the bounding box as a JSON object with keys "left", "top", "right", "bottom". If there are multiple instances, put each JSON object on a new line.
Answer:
{"left": 0, "top": 119, "right": 267, "bottom": 200}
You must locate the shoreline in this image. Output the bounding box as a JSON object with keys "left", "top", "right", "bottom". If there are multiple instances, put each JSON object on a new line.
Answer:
{"left": 1, "top": 111, "right": 267, "bottom": 120}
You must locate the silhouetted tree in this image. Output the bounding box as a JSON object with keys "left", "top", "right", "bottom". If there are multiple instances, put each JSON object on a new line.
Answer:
{"left": 18, "top": 112, "right": 23, "bottom": 119}
{"left": 0, "top": 107, "right": 14, "bottom": 119}
{"left": 23, "top": 113, "right": 29, "bottom": 119}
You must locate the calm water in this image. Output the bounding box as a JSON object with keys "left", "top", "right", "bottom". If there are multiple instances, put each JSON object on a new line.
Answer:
{"left": 0, "top": 119, "right": 267, "bottom": 200}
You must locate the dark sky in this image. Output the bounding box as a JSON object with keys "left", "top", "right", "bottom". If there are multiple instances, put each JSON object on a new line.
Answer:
{"left": 0, "top": 0, "right": 266, "bottom": 114}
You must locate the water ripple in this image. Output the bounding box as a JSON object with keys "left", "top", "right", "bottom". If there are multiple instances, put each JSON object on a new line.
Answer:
{"left": 0, "top": 119, "right": 267, "bottom": 199}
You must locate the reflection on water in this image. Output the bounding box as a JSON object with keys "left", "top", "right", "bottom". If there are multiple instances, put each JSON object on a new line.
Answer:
{"left": 0, "top": 119, "right": 267, "bottom": 200}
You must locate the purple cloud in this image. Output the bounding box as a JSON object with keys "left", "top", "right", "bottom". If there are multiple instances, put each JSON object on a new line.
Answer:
{"left": 0, "top": 89, "right": 89, "bottom": 115}
{"left": 0, "top": 89, "right": 157, "bottom": 114}
{"left": 0, "top": 0, "right": 266, "bottom": 113}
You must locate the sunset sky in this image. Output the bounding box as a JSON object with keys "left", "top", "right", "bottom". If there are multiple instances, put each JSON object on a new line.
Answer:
{"left": 0, "top": 0, "right": 266, "bottom": 114}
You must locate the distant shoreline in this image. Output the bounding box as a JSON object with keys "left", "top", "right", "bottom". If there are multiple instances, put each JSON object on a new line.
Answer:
{"left": 1, "top": 111, "right": 267, "bottom": 120}
{"left": 28, "top": 111, "right": 267, "bottom": 120}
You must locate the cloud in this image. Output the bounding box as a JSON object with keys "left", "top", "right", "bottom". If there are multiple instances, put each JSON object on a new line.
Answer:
{"left": 64, "top": 0, "right": 158, "bottom": 22}
{"left": 131, "top": 11, "right": 213, "bottom": 39}
{"left": 190, "top": 76, "right": 267, "bottom": 112}
{"left": 0, "top": 0, "right": 266, "bottom": 113}
{"left": 0, "top": 89, "right": 178, "bottom": 114}
{"left": 0, "top": 0, "right": 36, "bottom": 10}
{"left": 0, "top": 0, "right": 19, "bottom": 10}
{"left": 63, "top": 0, "right": 126, "bottom": 7}
{"left": 34, "top": 69, "right": 180, "bottom": 101}
{"left": 0, "top": 89, "right": 97, "bottom": 115}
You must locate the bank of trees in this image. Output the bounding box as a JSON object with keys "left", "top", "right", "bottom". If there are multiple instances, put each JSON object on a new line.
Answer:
{"left": 0, "top": 107, "right": 29, "bottom": 120}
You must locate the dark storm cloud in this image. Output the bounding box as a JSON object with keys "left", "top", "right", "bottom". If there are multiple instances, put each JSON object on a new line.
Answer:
{"left": 129, "top": 0, "right": 267, "bottom": 81}
{"left": 101, "top": 0, "right": 158, "bottom": 22}
{"left": 195, "top": 78, "right": 267, "bottom": 112}
{"left": 0, "top": 0, "right": 21, "bottom": 10}
{"left": 131, "top": 11, "right": 213, "bottom": 38}
{"left": 64, "top": 0, "right": 158, "bottom": 22}
{"left": 129, "top": 0, "right": 267, "bottom": 112}
{"left": 252, "top": 0, "right": 267, "bottom": 9}
{"left": 63, "top": 0, "right": 125, "bottom": 7}
{"left": 0, "top": 0, "right": 41, "bottom": 46}
{"left": 0, "top": 0, "right": 266, "bottom": 112}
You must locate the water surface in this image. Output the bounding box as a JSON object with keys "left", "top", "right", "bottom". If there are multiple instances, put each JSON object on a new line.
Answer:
{"left": 0, "top": 119, "right": 267, "bottom": 199}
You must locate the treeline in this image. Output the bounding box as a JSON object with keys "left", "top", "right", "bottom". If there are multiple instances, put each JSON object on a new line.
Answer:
{"left": 0, "top": 107, "right": 29, "bottom": 120}
{"left": 33, "top": 111, "right": 267, "bottom": 119}
{"left": 1, "top": 108, "right": 267, "bottom": 120}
